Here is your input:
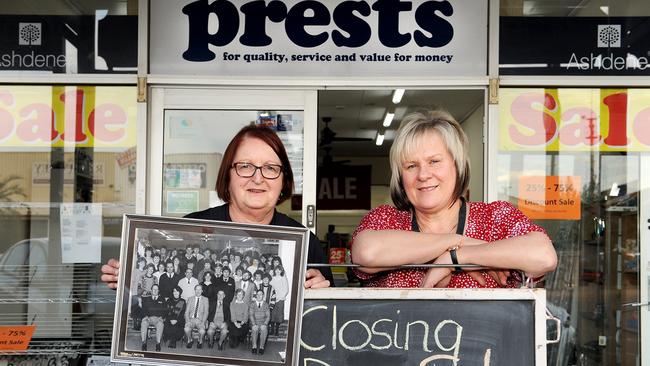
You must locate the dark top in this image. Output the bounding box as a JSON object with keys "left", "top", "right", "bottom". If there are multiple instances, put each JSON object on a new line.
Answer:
{"left": 211, "top": 299, "right": 232, "bottom": 324}
{"left": 166, "top": 297, "right": 186, "bottom": 325}
{"left": 202, "top": 281, "right": 218, "bottom": 320}
{"left": 159, "top": 272, "right": 182, "bottom": 300}
{"left": 142, "top": 295, "right": 167, "bottom": 318}
{"left": 185, "top": 204, "right": 334, "bottom": 285}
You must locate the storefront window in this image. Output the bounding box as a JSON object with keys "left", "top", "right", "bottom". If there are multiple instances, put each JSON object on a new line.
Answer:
{"left": 0, "top": 0, "right": 137, "bottom": 74}
{"left": 0, "top": 85, "right": 138, "bottom": 361}
{"left": 498, "top": 87, "right": 647, "bottom": 365}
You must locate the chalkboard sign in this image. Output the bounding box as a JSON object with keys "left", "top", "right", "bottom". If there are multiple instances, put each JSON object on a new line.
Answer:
{"left": 299, "top": 288, "right": 550, "bottom": 366}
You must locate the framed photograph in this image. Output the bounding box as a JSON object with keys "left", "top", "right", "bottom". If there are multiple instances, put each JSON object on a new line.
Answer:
{"left": 111, "top": 215, "right": 308, "bottom": 366}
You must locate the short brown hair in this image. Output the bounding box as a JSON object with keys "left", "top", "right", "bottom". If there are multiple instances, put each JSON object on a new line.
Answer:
{"left": 389, "top": 110, "right": 470, "bottom": 211}
{"left": 216, "top": 125, "right": 294, "bottom": 204}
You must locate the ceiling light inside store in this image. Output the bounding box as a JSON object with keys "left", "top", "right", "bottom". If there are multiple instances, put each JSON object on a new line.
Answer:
{"left": 375, "top": 131, "right": 385, "bottom": 146}
{"left": 383, "top": 111, "right": 395, "bottom": 127}
{"left": 609, "top": 183, "right": 620, "bottom": 197}
{"left": 392, "top": 89, "right": 405, "bottom": 104}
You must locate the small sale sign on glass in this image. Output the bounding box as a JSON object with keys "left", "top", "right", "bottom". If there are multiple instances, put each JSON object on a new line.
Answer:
{"left": 518, "top": 176, "right": 581, "bottom": 220}
{"left": 328, "top": 248, "right": 347, "bottom": 265}
{"left": 0, "top": 325, "right": 36, "bottom": 350}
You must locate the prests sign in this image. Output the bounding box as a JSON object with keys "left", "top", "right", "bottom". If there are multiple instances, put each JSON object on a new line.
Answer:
{"left": 518, "top": 176, "right": 581, "bottom": 220}
{"left": 0, "top": 86, "right": 137, "bottom": 149}
{"left": 149, "top": 0, "right": 487, "bottom": 77}
{"left": 499, "top": 88, "right": 650, "bottom": 152}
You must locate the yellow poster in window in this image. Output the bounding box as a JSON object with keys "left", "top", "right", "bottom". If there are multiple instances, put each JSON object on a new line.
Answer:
{"left": 0, "top": 85, "right": 136, "bottom": 149}
{"left": 500, "top": 88, "right": 650, "bottom": 152}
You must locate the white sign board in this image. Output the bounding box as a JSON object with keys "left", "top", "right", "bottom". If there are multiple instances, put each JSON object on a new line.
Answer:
{"left": 150, "top": 0, "right": 487, "bottom": 77}
{"left": 60, "top": 203, "right": 103, "bottom": 263}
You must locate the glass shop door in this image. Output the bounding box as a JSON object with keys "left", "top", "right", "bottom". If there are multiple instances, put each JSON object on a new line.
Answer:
{"left": 147, "top": 87, "right": 318, "bottom": 228}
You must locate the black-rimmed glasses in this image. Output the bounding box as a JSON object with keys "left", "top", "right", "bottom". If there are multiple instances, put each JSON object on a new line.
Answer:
{"left": 232, "top": 162, "right": 283, "bottom": 179}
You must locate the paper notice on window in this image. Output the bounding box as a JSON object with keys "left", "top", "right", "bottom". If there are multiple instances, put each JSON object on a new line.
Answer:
{"left": 60, "top": 203, "right": 103, "bottom": 263}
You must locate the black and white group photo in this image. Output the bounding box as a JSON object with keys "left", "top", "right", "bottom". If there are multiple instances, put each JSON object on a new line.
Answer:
{"left": 121, "top": 226, "right": 297, "bottom": 364}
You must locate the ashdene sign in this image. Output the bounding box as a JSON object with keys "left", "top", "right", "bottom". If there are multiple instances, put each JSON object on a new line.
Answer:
{"left": 150, "top": 0, "right": 487, "bottom": 77}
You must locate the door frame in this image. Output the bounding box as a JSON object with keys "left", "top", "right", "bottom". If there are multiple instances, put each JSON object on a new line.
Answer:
{"left": 641, "top": 154, "right": 650, "bottom": 365}
{"left": 147, "top": 86, "right": 318, "bottom": 229}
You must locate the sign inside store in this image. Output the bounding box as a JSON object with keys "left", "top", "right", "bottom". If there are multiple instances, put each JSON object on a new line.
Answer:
{"left": 0, "top": 86, "right": 137, "bottom": 149}
{"left": 150, "top": 0, "right": 487, "bottom": 77}
{"left": 292, "top": 165, "right": 371, "bottom": 210}
{"left": 0, "top": 325, "right": 36, "bottom": 351}
{"left": 32, "top": 161, "right": 105, "bottom": 186}
{"left": 518, "top": 176, "right": 581, "bottom": 220}
{"left": 499, "top": 89, "right": 650, "bottom": 152}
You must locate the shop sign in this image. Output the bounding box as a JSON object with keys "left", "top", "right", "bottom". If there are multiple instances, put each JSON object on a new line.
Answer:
{"left": 0, "top": 15, "right": 137, "bottom": 73}
{"left": 500, "top": 17, "right": 650, "bottom": 75}
{"left": 518, "top": 176, "right": 581, "bottom": 220}
{"left": 32, "top": 161, "right": 105, "bottom": 186}
{"left": 150, "top": 0, "right": 487, "bottom": 77}
{"left": 0, "top": 86, "right": 137, "bottom": 149}
{"left": 116, "top": 146, "right": 137, "bottom": 167}
{"left": 499, "top": 88, "right": 650, "bottom": 152}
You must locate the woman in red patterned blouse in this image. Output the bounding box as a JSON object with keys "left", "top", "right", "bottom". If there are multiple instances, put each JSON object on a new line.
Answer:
{"left": 351, "top": 110, "right": 557, "bottom": 288}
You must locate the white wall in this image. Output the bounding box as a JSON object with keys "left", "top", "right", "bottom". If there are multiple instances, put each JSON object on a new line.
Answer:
{"left": 463, "top": 105, "right": 485, "bottom": 201}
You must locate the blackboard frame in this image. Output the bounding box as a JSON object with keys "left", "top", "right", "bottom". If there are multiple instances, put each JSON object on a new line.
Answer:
{"left": 301, "top": 288, "right": 551, "bottom": 365}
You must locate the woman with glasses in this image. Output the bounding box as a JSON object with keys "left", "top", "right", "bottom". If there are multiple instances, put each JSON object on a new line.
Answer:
{"left": 102, "top": 125, "right": 333, "bottom": 289}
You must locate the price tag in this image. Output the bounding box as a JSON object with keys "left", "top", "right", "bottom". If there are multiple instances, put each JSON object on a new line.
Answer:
{"left": 328, "top": 248, "right": 346, "bottom": 265}
{"left": 0, "top": 325, "right": 36, "bottom": 350}
{"left": 518, "top": 176, "right": 581, "bottom": 220}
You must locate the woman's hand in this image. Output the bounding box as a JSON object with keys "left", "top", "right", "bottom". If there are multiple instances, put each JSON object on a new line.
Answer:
{"left": 304, "top": 269, "right": 330, "bottom": 289}
{"left": 170, "top": 320, "right": 177, "bottom": 325}
{"left": 421, "top": 268, "right": 452, "bottom": 288}
{"left": 467, "top": 270, "right": 510, "bottom": 287}
{"left": 456, "top": 238, "right": 509, "bottom": 286}
{"left": 100, "top": 258, "right": 120, "bottom": 289}
{"left": 420, "top": 252, "right": 453, "bottom": 288}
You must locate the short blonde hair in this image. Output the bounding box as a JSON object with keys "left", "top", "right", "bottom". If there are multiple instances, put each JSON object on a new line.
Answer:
{"left": 389, "top": 110, "right": 470, "bottom": 211}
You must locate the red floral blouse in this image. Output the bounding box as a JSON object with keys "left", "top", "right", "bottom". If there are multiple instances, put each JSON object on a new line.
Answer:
{"left": 351, "top": 201, "right": 548, "bottom": 288}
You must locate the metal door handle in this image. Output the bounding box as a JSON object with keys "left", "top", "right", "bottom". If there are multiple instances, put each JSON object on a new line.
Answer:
{"left": 621, "top": 302, "right": 650, "bottom": 308}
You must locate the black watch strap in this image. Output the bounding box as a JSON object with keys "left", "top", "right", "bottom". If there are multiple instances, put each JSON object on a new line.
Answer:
{"left": 449, "top": 249, "right": 462, "bottom": 273}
